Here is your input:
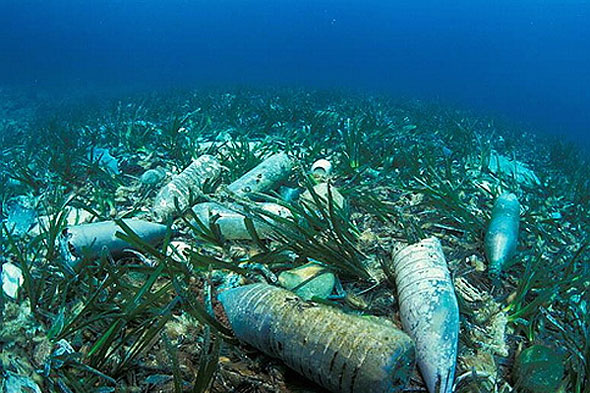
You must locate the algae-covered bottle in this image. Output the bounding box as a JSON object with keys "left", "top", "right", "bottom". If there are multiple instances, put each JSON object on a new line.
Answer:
{"left": 152, "top": 155, "right": 221, "bottom": 222}
{"left": 227, "top": 152, "right": 294, "bottom": 196}
{"left": 484, "top": 192, "right": 520, "bottom": 279}
{"left": 389, "top": 237, "right": 459, "bottom": 393}
{"left": 219, "top": 283, "right": 415, "bottom": 393}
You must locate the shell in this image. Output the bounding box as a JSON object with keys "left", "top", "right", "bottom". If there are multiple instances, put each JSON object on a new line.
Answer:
{"left": 219, "top": 283, "right": 415, "bottom": 393}
{"left": 484, "top": 193, "right": 520, "bottom": 279}
{"left": 390, "top": 237, "right": 459, "bottom": 393}
{"left": 152, "top": 155, "right": 221, "bottom": 222}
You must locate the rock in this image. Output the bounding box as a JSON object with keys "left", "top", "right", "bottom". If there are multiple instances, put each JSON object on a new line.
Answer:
{"left": 514, "top": 345, "right": 564, "bottom": 393}
{"left": 278, "top": 262, "right": 336, "bottom": 300}
{"left": 140, "top": 167, "right": 166, "bottom": 185}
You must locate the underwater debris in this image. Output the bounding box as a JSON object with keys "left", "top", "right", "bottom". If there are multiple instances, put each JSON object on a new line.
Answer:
{"left": 191, "top": 202, "right": 292, "bottom": 240}
{"left": 277, "top": 261, "right": 336, "bottom": 300}
{"left": 227, "top": 152, "right": 294, "bottom": 196}
{"left": 278, "top": 185, "right": 303, "bottom": 202}
{"left": 91, "top": 147, "right": 120, "bottom": 175}
{"left": 311, "top": 158, "right": 333, "bottom": 179}
{"left": 219, "top": 283, "right": 415, "bottom": 393}
{"left": 3, "top": 196, "right": 36, "bottom": 237}
{"left": 389, "top": 237, "right": 459, "bottom": 393}
{"left": 513, "top": 345, "right": 564, "bottom": 393}
{"left": 29, "top": 207, "right": 95, "bottom": 237}
{"left": 484, "top": 193, "right": 520, "bottom": 280}
{"left": 59, "top": 219, "right": 167, "bottom": 266}
{"left": 1, "top": 262, "right": 23, "bottom": 300}
{"left": 1, "top": 370, "right": 42, "bottom": 393}
{"left": 301, "top": 182, "right": 345, "bottom": 211}
{"left": 152, "top": 154, "right": 221, "bottom": 222}
{"left": 487, "top": 151, "right": 540, "bottom": 186}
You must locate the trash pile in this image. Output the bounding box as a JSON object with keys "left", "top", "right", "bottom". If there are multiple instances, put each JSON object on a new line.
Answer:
{"left": 1, "top": 89, "right": 587, "bottom": 393}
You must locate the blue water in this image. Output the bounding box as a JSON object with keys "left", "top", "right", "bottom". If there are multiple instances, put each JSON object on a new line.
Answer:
{"left": 1, "top": 0, "right": 589, "bottom": 143}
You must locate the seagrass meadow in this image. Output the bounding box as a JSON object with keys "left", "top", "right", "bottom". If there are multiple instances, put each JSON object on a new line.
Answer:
{"left": 0, "top": 87, "right": 588, "bottom": 393}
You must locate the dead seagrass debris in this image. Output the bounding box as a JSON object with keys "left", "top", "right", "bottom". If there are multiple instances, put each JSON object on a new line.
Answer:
{"left": 152, "top": 154, "right": 222, "bottom": 222}
{"left": 484, "top": 192, "right": 520, "bottom": 280}
{"left": 59, "top": 219, "right": 168, "bottom": 266}
{"left": 389, "top": 237, "right": 459, "bottom": 393}
{"left": 218, "top": 283, "right": 415, "bottom": 393}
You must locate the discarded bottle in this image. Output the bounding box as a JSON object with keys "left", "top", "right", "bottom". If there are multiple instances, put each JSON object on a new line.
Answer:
{"left": 191, "top": 202, "right": 292, "bottom": 240}
{"left": 484, "top": 193, "right": 520, "bottom": 279}
{"left": 218, "top": 283, "right": 415, "bottom": 393}
{"left": 390, "top": 237, "right": 459, "bottom": 393}
{"left": 227, "top": 152, "right": 294, "bottom": 196}
{"left": 514, "top": 345, "right": 564, "bottom": 393}
{"left": 152, "top": 155, "right": 221, "bottom": 222}
{"left": 60, "top": 219, "right": 168, "bottom": 266}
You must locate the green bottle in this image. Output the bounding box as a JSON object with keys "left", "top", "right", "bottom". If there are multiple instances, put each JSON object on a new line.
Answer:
{"left": 485, "top": 193, "right": 520, "bottom": 280}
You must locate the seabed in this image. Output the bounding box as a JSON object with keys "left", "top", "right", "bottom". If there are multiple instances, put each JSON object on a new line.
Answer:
{"left": 0, "top": 87, "right": 588, "bottom": 393}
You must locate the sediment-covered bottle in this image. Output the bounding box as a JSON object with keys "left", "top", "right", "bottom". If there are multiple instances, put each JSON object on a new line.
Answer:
{"left": 227, "top": 152, "right": 294, "bottom": 196}
{"left": 484, "top": 192, "right": 520, "bottom": 279}
{"left": 389, "top": 237, "right": 459, "bottom": 393}
{"left": 152, "top": 155, "right": 221, "bottom": 222}
{"left": 218, "top": 283, "right": 415, "bottom": 393}
{"left": 60, "top": 219, "right": 167, "bottom": 266}
{"left": 191, "top": 202, "right": 292, "bottom": 240}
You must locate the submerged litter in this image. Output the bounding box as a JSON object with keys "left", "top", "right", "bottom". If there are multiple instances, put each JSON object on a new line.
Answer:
{"left": 91, "top": 147, "right": 120, "bottom": 175}
{"left": 487, "top": 151, "right": 540, "bottom": 186}
{"left": 227, "top": 152, "right": 294, "bottom": 196}
{"left": 219, "top": 283, "right": 415, "bottom": 393}
{"left": 1, "top": 262, "right": 23, "bottom": 299}
{"left": 3, "top": 196, "right": 36, "bottom": 237}
{"left": 1, "top": 371, "right": 42, "bottom": 393}
{"left": 152, "top": 154, "right": 221, "bottom": 222}
{"left": 389, "top": 237, "right": 459, "bottom": 393}
{"left": 191, "top": 202, "right": 292, "bottom": 240}
{"left": 485, "top": 193, "right": 520, "bottom": 280}
{"left": 59, "top": 219, "right": 168, "bottom": 266}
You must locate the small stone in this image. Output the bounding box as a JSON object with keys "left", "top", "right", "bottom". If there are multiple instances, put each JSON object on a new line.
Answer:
{"left": 140, "top": 168, "right": 166, "bottom": 185}
{"left": 514, "top": 345, "right": 564, "bottom": 393}
{"left": 278, "top": 262, "right": 335, "bottom": 300}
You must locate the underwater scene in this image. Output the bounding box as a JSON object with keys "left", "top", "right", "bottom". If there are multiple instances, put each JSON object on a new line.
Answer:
{"left": 1, "top": 1, "right": 589, "bottom": 393}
